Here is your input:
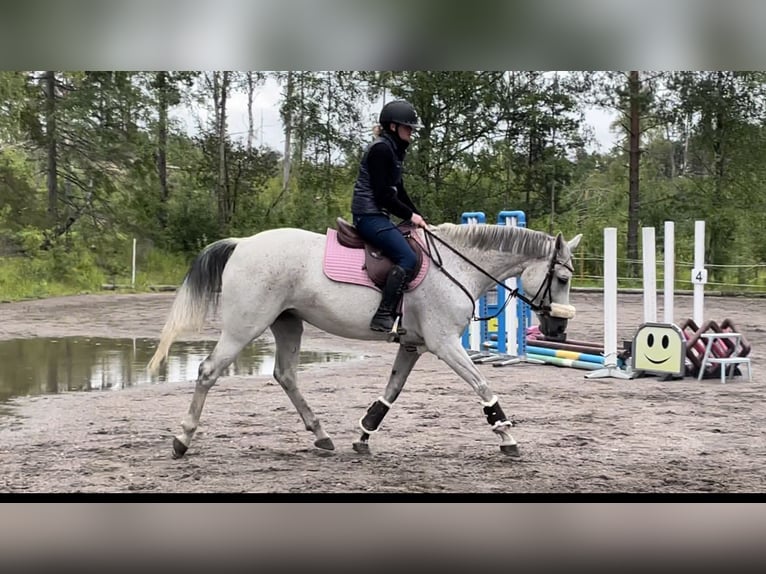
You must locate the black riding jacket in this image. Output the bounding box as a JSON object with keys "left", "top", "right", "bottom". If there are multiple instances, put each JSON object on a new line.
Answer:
{"left": 351, "top": 131, "right": 420, "bottom": 220}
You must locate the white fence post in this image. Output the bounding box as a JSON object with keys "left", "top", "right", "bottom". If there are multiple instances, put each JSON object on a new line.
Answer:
{"left": 693, "top": 221, "right": 706, "bottom": 325}
{"left": 131, "top": 238, "right": 137, "bottom": 288}
{"left": 664, "top": 221, "right": 675, "bottom": 323}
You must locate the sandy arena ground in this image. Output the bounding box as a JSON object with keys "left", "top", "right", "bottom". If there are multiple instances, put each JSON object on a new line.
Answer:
{"left": 0, "top": 291, "right": 763, "bottom": 493}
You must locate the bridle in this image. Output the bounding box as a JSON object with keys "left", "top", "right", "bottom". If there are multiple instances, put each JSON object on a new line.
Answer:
{"left": 528, "top": 247, "right": 575, "bottom": 314}
{"left": 419, "top": 227, "right": 574, "bottom": 321}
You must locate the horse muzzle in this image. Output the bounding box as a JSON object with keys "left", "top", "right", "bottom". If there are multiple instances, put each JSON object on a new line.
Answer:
{"left": 537, "top": 303, "right": 576, "bottom": 342}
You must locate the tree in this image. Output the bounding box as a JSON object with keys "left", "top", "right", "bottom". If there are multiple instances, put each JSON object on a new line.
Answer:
{"left": 589, "top": 71, "right": 660, "bottom": 275}
{"left": 149, "top": 71, "right": 197, "bottom": 232}
{"left": 269, "top": 71, "right": 374, "bottom": 229}
{"left": 42, "top": 71, "right": 58, "bottom": 225}
{"left": 662, "top": 71, "right": 766, "bottom": 279}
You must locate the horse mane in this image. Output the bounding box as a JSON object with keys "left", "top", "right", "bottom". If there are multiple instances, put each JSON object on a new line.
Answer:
{"left": 433, "top": 223, "right": 555, "bottom": 258}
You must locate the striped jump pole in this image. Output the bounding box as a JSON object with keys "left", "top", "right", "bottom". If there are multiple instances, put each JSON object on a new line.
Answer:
{"left": 526, "top": 354, "right": 602, "bottom": 371}
{"left": 525, "top": 345, "right": 604, "bottom": 365}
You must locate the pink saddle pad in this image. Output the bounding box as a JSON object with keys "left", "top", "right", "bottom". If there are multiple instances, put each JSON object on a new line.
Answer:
{"left": 323, "top": 228, "right": 429, "bottom": 291}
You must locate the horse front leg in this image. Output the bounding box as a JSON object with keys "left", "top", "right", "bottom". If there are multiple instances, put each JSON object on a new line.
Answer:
{"left": 352, "top": 344, "right": 422, "bottom": 454}
{"left": 432, "top": 338, "right": 520, "bottom": 457}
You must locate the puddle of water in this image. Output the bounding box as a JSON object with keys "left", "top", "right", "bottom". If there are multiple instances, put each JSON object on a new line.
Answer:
{"left": 0, "top": 337, "right": 356, "bottom": 407}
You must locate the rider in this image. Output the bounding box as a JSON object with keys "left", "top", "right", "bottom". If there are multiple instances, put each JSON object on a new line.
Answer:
{"left": 351, "top": 99, "right": 428, "bottom": 332}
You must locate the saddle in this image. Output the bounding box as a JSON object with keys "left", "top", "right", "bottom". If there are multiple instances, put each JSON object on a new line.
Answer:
{"left": 335, "top": 218, "right": 424, "bottom": 288}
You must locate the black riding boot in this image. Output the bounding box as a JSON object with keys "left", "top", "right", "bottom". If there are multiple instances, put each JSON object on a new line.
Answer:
{"left": 370, "top": 265, "right": 409, "bottom": 332}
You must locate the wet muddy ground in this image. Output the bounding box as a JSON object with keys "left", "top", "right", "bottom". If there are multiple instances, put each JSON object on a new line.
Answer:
{"left": 0, "top": 291, "right": 763, "bottom": 493}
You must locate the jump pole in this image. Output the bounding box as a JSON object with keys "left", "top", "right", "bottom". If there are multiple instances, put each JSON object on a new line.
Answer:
{"left": 460, "top": 212, "right": 486, "bottom": 353}
{"left": 585, "top": 227, "right": 634, "bottom": 379}
{"left": 653, "top": 220, "right": 705, "bottom": 325}
{"left": 645, "top": 222, "right": 688, "bottom": 325}
{"left": 693, "top": 220, "right": 706, "bottom": 326}
{"left": 642, "top": 227, "right": 657, "bottom": 323}
{"left": 664, "top": 221, "right": 674, "bottom": 323}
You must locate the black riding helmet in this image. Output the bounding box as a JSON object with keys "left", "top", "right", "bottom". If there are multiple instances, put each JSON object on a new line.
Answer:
{"left": 379, "top": 100, "right": 422, "bottom": 129}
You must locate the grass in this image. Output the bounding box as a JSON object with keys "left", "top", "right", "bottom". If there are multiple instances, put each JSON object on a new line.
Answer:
{"left": 0, "top": 256, "right": 95, "bottom": 301}
{"left": 0, "top": 248, "right": 190, "bottom": 302}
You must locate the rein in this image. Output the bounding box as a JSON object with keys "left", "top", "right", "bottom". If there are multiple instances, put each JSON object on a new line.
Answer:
{"left": 417, "top": 226, "right": 572, "bottom": 322}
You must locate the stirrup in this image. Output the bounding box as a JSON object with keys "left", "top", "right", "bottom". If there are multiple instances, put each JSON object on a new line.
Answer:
{"left": 370, "top": 316, "right": 394, "bottom": 332}
{"left": 386, "top": 316, "right": 407, "bottom": 343}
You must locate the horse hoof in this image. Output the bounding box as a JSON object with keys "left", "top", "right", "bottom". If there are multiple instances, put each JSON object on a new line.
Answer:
{"left": 314, "top": 437, "right": 335, "bottom": 451}
{"left": 500, "top": 443, "right": 521, "bottom": 457}
{"left": 352, "top": 441, "right": 371, "bottom": 454}
{"left": 172, "top": 438, "right": 188, "bottom": 459}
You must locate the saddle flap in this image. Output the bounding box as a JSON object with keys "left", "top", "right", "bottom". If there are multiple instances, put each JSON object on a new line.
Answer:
{"left": 336, "top": 217, "right": 365, "bottom": 249}
{"left": 364, "top": 236, "right": 423, "bottom": 288}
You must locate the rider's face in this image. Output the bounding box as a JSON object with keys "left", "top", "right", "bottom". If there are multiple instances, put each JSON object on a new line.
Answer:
{"left": 396, "top": 123, "right": 414, "bottom": 142}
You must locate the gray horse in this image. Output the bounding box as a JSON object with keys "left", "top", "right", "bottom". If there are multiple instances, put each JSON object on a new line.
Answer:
{"left": 148, "top": 222, "right": 581, "bottom": 458}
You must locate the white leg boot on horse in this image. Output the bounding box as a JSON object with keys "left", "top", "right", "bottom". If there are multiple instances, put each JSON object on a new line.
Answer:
{"left": 430, "top": 337, "right": 520, "bottom": 457}
{"left": 352, "top": 344, "right": 422, "bottom": 454}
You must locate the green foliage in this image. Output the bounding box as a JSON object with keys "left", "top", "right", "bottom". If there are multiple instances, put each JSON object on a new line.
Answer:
{"left": 0, "top": 236, "right": 105, "bottom": 300}
{"left": 165, "top": 187, "right": 219, "bottom": 254}
{"left": 2, "top": 70, "right": 766, "bottom": 300}
{"left": 133, "top": 248, "right": 190, "bottom": 288}
{"left": 0, "top": 147, "right": 45, "bottom": 234}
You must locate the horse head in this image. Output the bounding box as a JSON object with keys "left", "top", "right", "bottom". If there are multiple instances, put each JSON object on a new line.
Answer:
{"left": 520, "top": 232, "right": 582, "bottom": 341}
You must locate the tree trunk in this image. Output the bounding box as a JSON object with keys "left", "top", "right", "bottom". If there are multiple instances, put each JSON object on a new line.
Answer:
{"left": 665, "top": 124, "right": 676, "bottom": 179}
{"left": 43, "top": 71, "right": 58, "bottom": 226}
{"left": 247, "top": 71, "right": 254, "bottom": 153}
{"left": 282, "top": 71, "right": 293, "bottom": 192}
{"left": 211, "top": 72, "right": 220, "bottom": 135}
{"left": 709, "top": 71, "right": 728, "bottom": 282}
{"left": 548, "top": 171, "right": 555, "bottom": 235}
{"left": 627, "top": 70, "right": 641, "bottom": 277}
{"left": 683, "top": 111, "right": 691, "bottom": 175}
{"left": 525, "top": 127, "right": 533, "bottom": 209}
{"left": 324, "top": 72, "right": 333, "bottom": 208}
{"left": 156, "top": 71, "right": 169, "bottom": 230}
{"left": 217, "top": 71, "right": 230, "bottom": 231}
{"left": 297, "top": 72, "right": 305, "bottom": 169}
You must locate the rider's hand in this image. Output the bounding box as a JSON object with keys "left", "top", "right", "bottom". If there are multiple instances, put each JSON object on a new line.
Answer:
{"left": 410, "top": 213, "right": 427, "bottom": 228}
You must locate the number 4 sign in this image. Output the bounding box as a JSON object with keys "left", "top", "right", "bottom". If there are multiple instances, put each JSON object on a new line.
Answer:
{"left": 692, "top": 268, "right": 708, "bottom": 285}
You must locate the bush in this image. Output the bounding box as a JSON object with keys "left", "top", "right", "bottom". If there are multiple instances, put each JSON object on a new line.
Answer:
{"left": 0, "top": 246, "right": 105, "bottom": 300}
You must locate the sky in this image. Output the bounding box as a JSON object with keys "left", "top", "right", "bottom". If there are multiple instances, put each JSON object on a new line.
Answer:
{"left": 176, "top": 76, "right": 621, "bottom": 154}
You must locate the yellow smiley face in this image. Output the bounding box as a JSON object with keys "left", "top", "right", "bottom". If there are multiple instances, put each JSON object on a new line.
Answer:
{"left": 632, "top": 323, "right": 686, "bottom": 375}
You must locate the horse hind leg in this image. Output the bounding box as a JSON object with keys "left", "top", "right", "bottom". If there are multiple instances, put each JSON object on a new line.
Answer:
{"left": 172, "top": 328, "right": 257, "bottom": 459}
{"left": 270, "top": 312, "right": 334, "bottom": 451}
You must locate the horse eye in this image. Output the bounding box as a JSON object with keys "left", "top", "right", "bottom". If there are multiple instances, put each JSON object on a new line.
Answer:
{"left": 557, "top": 276, "right": 569, "bottom": 285}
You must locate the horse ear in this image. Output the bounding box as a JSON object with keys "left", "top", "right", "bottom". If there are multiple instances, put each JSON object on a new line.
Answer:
{"left": 568, "top": 233, "right": 582, "bottom": 251}
{"left": 555, "top": 232, "right": 564, "bottom": 251}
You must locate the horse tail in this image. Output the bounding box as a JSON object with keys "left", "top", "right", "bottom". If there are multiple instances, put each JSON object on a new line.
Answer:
{"left": 148, "top": 238, "right": 240, "bottom": 375}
